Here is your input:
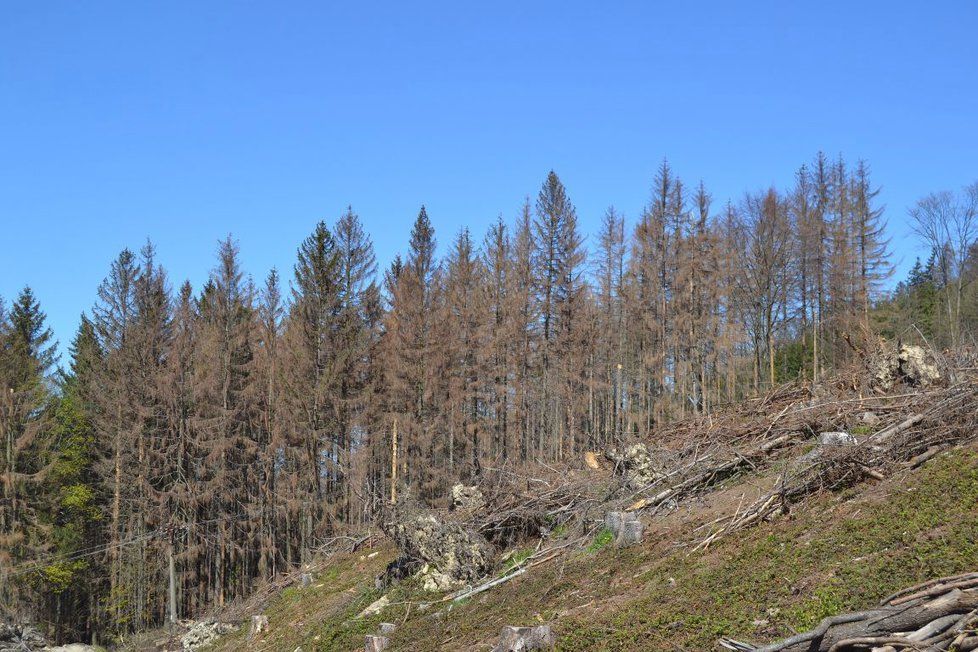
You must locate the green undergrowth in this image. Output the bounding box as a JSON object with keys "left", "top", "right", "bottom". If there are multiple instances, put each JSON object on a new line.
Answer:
{"left": 586, "top": 528, "right": 615, "bottom": 552}
{"left": 213, "top": 448, "right": 978, "bottom": 651}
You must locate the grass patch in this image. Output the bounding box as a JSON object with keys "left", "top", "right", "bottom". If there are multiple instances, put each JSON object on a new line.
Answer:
{"left": 587, "top": 528, "right": 615, "bottom": 553}
{"left": 503, "top": 548, "right": 534, "bottom": 574}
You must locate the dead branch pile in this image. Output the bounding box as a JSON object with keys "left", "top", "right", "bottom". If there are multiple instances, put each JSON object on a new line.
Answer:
{"left": 467, "top": 466, "right": 597, "bottom": 546}
{"left": 694, "top": 381, "right": 978, "bottom": 549}
{"left": 721, "top": 572, "right": 978, "bottom": 651}
{"left": 602, "top": 382, "right": 858, "bottom": 516}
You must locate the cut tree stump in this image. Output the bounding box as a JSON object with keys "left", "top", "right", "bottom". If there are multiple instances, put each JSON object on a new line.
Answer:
{"left": 605, "top": 511, "right": 643, "bottom": 546}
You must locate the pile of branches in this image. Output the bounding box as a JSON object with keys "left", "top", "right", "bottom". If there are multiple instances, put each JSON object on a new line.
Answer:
{"left": 463, "top": 465, "right": 598, "bottom": 547}
{"left": 694, "top": 381, "right": 978, "bottom": 550}
{"left": 721, "top": 572, "right": 978, "bottom": 651}
{"left": 604, "top": 381, "right": 863, "bottom": 517}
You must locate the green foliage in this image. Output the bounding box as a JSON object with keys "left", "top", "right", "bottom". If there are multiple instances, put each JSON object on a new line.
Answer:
{"left": 40, "top": 560, "right": 88, "bottom": 595}
{"left": 502, "top": 548, "right": 534, "bottom": 574}
{"left": 587, "top": 528, "right": 614, "bottom": 553}
{"left": 774, "top": 340, "right": 806, "bottom": 383}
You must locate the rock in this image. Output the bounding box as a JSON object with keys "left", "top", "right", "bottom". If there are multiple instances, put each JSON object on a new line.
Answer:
{"left": 379, "top": 622, "right": 397, "bottom": 634}
{"left": 898, "top": 344, "right": 941, "bottom": 386}
{"left": 818, "top": 431, "right": 858, "bottom": 446}
{"left": 419, "top": 564, "right": 458, "bottom": 592}
{"left": 49, "top": 646, "right": 97, "bottom": 652}
{"left": 859, "top": 411, "right": 881, "bottom": 426}
{"left": 451, "top": 484, "right": 486, "bottom": 511}
{"left": 607, "top": 443, "right": 663, "bottom": 489}
{"left": 871, "top": 343, "right": 941, "bottom": 390}
{"left": 248, "top": 614, "right": 269, "bottom": 640}
{"left": 365, "top": 635, "right": 390, "bottom": 652}
{"left": 180, "top": 620, "right": 236, "bottom": 651}
{"left": 619, "top": 518, "right": 644, "bottom": 545}
{"left": 604, "top": 510, "right": 625, "bottom": 533}
{"left": 359, "top": 594, "right": 390, "bottom": 618}
{"left": 492, "top": 625, "right": 556, "bottom": 651}
{"left": 604, "top": 511, "right": 643, "bottom": 546}
{"left": 383, "top": 505, "right": 493, "bottom": 591}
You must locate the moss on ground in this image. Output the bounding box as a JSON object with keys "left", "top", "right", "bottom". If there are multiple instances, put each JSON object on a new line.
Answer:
{"left": 212, "top": 448, "right": 978, "bottom": 651}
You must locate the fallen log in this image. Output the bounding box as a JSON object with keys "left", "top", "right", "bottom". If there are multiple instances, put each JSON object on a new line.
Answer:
{"left": 722, "top": 574, "right": 978, "bottom": 651}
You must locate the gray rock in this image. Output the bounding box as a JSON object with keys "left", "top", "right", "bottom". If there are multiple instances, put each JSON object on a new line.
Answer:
{"left": 180, "top": 620, "right": 237, "bottom": 651}
{"left": 607, "top": 444, "right": 663, "bottom": 489}
{"left": 248, "top": 614, "right": 269, "bottom": 640}
{"left": 818, "top": 431, "right": 857, "bottom": 446}
{"left": 493, "top": 625, "right": 556, "bottom": 651}
{"left": 604, "top": 511, "right": 625, "bottom": 532}
{"left": 300, "top": 572, "right": 313, "bottom": 587}
{"left": 451, "top": 484, "right": 486, "bottom": 511}
{"left": 618, "top": 518, "right": 644, "bottom": 545}
{"left": 358, "top": 594, "right": 390, "bottom": 618}
{"left": 871, "top": 343, "right": 941, "bottom": 390}
{"left": 365, "top": 634, "right": 390, "bottom": 651}
{"left": 379, "top": 622, "right": 397, "bottom": 634}
{"left": 384, "top": 506, "right": 494, "bottom": 591}
{"left": 899, "top": 344, "right": 941, "bottom": 387}
{"left": 859, "top": 411, "right": 881, "bottom": 426}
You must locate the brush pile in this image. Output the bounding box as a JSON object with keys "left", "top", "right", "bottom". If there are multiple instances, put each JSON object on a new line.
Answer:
{"left": 689, "top": 380, "right": 978, "bottom": 550}
{"left": 721, "top": 572, "right": 978, "bottom": 651}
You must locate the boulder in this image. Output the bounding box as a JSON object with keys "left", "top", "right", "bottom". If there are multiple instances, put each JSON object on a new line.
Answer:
{"left": 248, "top": 614, "right": 269, "bottom": 640}
{"left": 818, "top": 431, "right": 858, "bottom": 446}
{"left": 451, "top": 484, "right": 486, "bottom": 511}
{"left": 300, "top": 572, "right": 313, "bottom": 587}
{"left": 871, "top": 343, "right": 941, "bottom": 390}
{"left": 899, "top": 344, "right": 941, "bottom": 386}
{"left": 384, "top": 506, "right": 493, "bottom": 591}
{"left": 180, "top": 620, "right": 236, "bottom": 651}
{"left": 492, "top": 625, "right": 556, "bottom": 651}
{"left": 365, "top": 635, "right": 390, "bottom": 652}
{"left": 606, "top": 443, "right": 663, "bottom": 489}
{"left": 49, "top": 646, "right": 97, "bottom": 652}
{"left": 379, "top": 622, "right": 397, "bottom": 634}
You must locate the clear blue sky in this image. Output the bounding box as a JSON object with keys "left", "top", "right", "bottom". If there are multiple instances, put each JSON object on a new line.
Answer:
{"left": 2, "top": 2, "right": 977, "bottom": 359}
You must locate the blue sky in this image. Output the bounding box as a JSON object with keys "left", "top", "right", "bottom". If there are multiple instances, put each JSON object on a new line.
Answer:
{"left": 2, "top": 2, "right": 977, "bottom": 359}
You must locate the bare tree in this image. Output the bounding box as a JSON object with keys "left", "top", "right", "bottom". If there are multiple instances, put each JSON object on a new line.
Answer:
{"left": 909, "top": 181, "right": 978, "bottom": 347}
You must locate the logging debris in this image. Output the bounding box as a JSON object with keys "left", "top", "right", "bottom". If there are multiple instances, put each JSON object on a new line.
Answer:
{"left": 720, "top": 572, "right": 978, "bottom": 651}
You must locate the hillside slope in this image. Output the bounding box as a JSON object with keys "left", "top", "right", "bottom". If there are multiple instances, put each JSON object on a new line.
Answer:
{"left": 196, "top": 442, "right": 978, "bottom": 650}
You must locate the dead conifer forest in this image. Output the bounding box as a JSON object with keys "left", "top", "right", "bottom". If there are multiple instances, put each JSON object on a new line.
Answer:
{"left": 3, "top": 156, "right": 978, "bottom": 650}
